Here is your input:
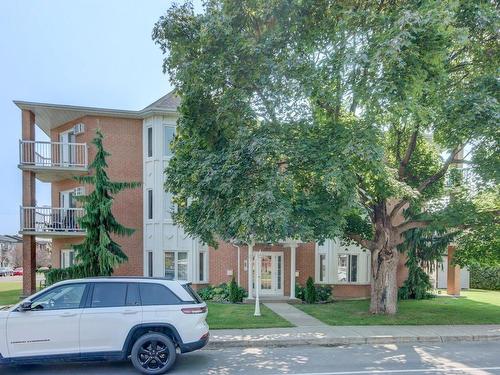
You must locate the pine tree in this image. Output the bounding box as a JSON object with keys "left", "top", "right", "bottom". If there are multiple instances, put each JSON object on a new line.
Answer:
{"left": 47, "top": 130, "right": 140, "bottom": 284}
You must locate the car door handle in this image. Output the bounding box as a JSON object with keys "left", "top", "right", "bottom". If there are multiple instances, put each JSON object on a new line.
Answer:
{"left": 60, "top": 312, "right": 77, "bottom": 317}
{"left": 122, "top": 310, "right": 139, "bottom": 315}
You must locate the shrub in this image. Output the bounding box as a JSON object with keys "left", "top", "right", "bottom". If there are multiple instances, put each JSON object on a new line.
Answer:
{"left": 304, "top": 276, "right": 317, "bottom": 304}
{"left": 469, "top": 265, "right": 500, "bottom": 290}
{"left": 295, "top": 283, "right": 304, "bottom": 300}
{"left": 197, "top": 281, "right": 247, "bottom": 303}
{"left": 228, "top": 277, "right": 246, "bottom": 303}
{"left": 296, "top": 281, "right": 332, "bottom": 303}
{"left": 315, "top": 284, "right": 332, "bottom": 302}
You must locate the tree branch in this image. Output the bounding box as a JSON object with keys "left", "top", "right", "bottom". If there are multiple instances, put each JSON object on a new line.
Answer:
{"left": 395, "top": 220, "right": 432, "bottom": 235}
{"left": 390, "top": 145, "right": 463, "bottom": 223}
{"left": 398, "top": 129, "right": 419, "bottom": 180}
{"left": 417, "top": 145, "right": 463, "bottom": 193}
{"left": 346, "top": 233, "right": 376, "bottom": 251}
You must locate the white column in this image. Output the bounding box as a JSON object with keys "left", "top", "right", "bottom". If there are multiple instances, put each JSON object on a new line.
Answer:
{"left": 247, "top": 241, "right": 254, "bottom": 299}
{"left": 290, "top": 243, "right": 297, "bottom": 299}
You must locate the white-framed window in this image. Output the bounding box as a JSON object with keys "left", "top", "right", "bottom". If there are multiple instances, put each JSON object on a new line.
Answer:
{"left": 147, "top": 189, "right": 153, "bottom": 220}
{"left": 164, "top": 251, "right": 189, "bottom": 281}
{"left": 315, "top": 239, "right": 370, "bottom": 284}
{"left": 147, "top": 127, "right": 153, "bottom": 158}
{"left": 198, "top": 250, "right": 208, "bottom": 283}
{"left": 319, "top": 253, "right": 327, "bottom": 283}
{"left": 337, "top": 254, "right": 358, "bottom": 283}
{"left": 163, "top": 126, "right": 175, "bottom": 157}
{"left": 147, "top": 251, "right": 153, "bottom": 277}
{"left": 61, "top": 249, "right": 75, "bottom": 269}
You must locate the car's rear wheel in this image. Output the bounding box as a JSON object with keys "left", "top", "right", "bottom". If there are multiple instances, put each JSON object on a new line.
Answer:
{"left": 131, "top": 332, "right": 177, "bottom": 375}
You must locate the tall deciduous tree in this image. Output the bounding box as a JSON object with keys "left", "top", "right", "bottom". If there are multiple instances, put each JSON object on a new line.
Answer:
{"left": 153, "top": 0, "right": 499, "bottom": 314}
{"left": 47, "top": 130, "right": 140, "bottom": 284}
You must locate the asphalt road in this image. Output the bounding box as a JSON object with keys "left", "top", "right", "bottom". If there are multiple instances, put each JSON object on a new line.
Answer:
{"left": 2, "top": 341, "right": 500, "bottom": 375}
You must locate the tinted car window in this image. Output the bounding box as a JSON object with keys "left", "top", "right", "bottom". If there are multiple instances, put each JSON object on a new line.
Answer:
{"left": 91, "top": 283, "right": 127, "bottom": 308}
{"left": 139, "top": 283, "right": 182, "bottom": 306}
{"left": 126, "top": 283, "right": 141, "bottom": 306}
{"left": 31, "top": 283, "right": 86, "bottom": 311}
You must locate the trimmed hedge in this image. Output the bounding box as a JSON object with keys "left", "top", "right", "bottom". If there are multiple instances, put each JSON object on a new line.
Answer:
{"left": 469, "top": 265, "right": 500, "bottom": 291}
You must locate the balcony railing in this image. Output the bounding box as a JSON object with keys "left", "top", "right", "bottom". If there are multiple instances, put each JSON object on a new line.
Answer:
{"left": 19, "top": 140, "right": 88, "bottom": 169}
{"left": 20, "top": 207, "right": 85, "bottom": 235}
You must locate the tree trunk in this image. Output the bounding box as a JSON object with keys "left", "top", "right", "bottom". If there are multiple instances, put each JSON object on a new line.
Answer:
{"left": 369, "top": 245, "right": 399, "bottom": 314}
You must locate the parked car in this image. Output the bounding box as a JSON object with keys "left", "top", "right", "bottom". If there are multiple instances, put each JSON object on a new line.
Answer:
{"left": 0, "top": 277, "right": 209, "bottom": 374}
{"left": 12, "top": 267, "right": 23, "bottom": 276}
{"left": 0, "top": 267, "right": 14, "bottom": 276}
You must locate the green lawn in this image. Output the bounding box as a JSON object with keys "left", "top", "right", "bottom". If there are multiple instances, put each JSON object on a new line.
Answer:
{"left": 296, "top": 289, "right": 500, "bottom": 325}
{"left": 0, "top": 282, "right": 24, "bottom": 306}
{"left": 206, "top": 302, "right": 293, "bottom": 329}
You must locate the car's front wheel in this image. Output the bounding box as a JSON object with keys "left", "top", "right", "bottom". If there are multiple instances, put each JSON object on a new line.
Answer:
{"left": 131, "top": 332, "right": 177, "bottom": 375}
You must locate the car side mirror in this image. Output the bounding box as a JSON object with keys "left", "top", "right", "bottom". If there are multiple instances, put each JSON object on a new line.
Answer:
{"left": 19, "top": 301, "right": 33, "bottom": 311}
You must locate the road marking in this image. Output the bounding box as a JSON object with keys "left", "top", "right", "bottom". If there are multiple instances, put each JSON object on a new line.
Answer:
{"left": 277, "top": 367, "right": 500, "bottom": 375}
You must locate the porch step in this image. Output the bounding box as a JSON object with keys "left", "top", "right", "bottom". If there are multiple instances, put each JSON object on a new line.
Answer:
{"left": 243, "top": 297, "right": 302, "bottom": 304}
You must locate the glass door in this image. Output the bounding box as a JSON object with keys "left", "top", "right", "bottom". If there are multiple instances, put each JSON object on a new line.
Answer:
{"left": 256, "top": 252, "right": 284, "bottom": 296}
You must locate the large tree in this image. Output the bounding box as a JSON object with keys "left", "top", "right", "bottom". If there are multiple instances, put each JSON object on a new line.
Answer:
{"left": 153, "top": 0, "right": 499, "bottom": 313}
{"left": 47, "top": 130, "right": 140, "bottom": 284}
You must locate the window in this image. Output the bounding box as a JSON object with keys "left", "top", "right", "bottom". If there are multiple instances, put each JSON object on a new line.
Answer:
{"left": 139, "top": 283, "right": 181, "bottom": 306}
{"left": 199, "top": 252, "right": 206, "bottom": 282}
{"left": 61, "top": 249, "right": 76, "bottom": 269}
{"left": 91, "top": 283, "right": 127, "bottom": 308}
{"left": 147, "top": 127, "right": 153, "bottom": 157}
{"left": 163, "top": 126, "right": 175, "bottom": 156}
{"left": 126, "top": 283, "right": 141, "bottom": 306}
{"left": 31, "top": 283, "right": 86, "bottom": 311}
{"left": 164, "top": 251, "right": 189, "bottom": 281}
{"left": 147, "top": 251, "right": 153, "bottom": 277}
{"left": 147, "top": 189, "right": 153, "bottom": 220}
{"left": 178, "top": 252, "right": 188, "bottom": 280}
{"left": 319, "top": 254, "right": 326, "bottom": 283}
{"left": 337, "top": 254, "right": 358, "bottom": 283}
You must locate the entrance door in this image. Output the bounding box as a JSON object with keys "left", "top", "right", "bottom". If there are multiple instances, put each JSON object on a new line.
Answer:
{"left": 256, "top": 252, "right": 283, "bottom": 296}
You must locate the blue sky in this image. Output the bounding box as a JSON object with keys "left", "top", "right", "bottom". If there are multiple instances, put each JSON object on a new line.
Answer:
{"left": 0, "top": 0, "right": 196, "bottom": 234}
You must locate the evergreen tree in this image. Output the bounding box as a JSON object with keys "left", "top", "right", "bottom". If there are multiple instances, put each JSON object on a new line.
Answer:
{"left": 47, "top": 130, "right": 140, "bottom": 284}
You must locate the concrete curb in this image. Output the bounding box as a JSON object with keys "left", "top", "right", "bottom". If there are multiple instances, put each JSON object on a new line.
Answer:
{"left": 208, "top": 325, "right": 500, "bottom": 348}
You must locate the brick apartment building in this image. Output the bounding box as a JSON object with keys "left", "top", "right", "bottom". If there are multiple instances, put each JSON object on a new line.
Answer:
{"left": 15, "top": 92, "right": 464, "bottom": 299}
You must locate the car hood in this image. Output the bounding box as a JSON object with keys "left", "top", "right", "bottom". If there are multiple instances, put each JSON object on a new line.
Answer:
{"left": 0, "top": 305, "right": 13, "bottom": 312}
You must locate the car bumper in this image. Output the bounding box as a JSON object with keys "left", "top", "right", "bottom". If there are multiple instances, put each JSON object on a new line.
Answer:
{"left": 179, "top": 332, "right": 209, "bottom": 353}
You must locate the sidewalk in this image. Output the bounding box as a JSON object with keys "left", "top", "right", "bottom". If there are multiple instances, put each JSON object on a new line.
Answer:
{"left": 209, "top": 324, "right": 500, "bottom": 348}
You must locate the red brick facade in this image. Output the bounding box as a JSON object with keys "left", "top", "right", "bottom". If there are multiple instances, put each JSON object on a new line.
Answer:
{"left": 50, "top": 115, "right": 143, "bottom": 276}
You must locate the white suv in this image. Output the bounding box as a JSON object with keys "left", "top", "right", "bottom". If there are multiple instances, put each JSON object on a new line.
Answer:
{"left": 0, "top": 277, "right": 209, "bottom": 374}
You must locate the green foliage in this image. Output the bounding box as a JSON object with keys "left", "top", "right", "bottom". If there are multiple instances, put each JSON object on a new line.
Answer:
{"left": 295, "top": 283, "right": 304, "bottom": 300}
{"left": 154, "top": 0, "right": 499, "bottom": 311}
{"left": 198, "top": 282, "right": 247, "bottom": 303}
{"left": 46, "top": 130, "right": 140, "bottom": 285}
{"left": 469, "top": 265, "right": 500, "bottom": 291}
{"left": 304, "top": 276, "right": 317, "bottom": 304}
{"left": 295, "top": 277, "right": 333, "bottom": 303}
{"left": 315, "top": 284, "right": 333, "bottom": 303}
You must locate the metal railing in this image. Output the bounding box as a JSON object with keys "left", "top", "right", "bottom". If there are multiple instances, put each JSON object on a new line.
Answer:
{"left": 20, "top": 207, "right": 85, "bottom": 234}
{"left": 19, "top": 140, "right": 88, "bottom": 169}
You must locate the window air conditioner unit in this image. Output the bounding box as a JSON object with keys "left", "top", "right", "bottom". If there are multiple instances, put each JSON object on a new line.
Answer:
{"left": 73, "top": 123, "right": 85, "bottom": 135}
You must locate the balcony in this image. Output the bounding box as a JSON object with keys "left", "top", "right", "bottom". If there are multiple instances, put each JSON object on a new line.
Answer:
{"left": 19, "top": 140, "right": 88, "bottom": 182}
{"left": 20, "top": 207, "right": 85, "bottom": 237}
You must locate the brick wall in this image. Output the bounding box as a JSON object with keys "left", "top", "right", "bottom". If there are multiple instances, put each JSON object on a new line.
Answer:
{"left": 50, "top": 115, "right": 143, "bottom": 276}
